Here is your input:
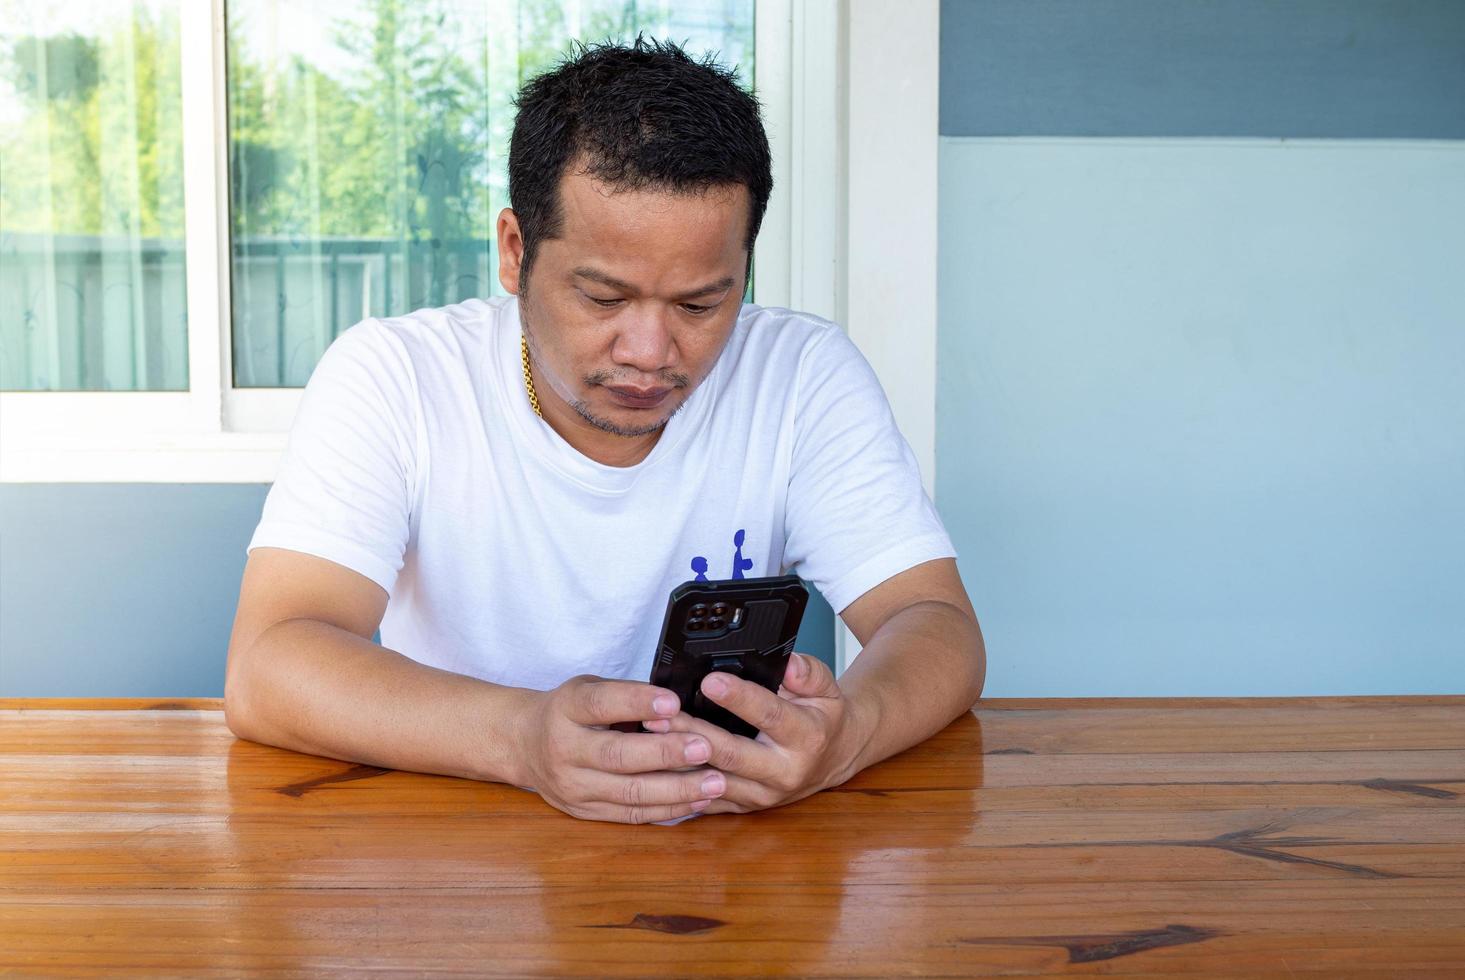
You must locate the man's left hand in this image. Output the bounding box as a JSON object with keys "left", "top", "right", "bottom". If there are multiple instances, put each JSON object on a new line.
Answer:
{"left": 649, "top": 653, "right": 871, "bottom": 814}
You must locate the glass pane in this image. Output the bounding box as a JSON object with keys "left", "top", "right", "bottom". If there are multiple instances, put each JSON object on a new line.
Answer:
{"left": 225, "top": 0, "right": 754, "bottom": 388}
{"left": 0, "top": 1, "right": 189, "bottom": 392}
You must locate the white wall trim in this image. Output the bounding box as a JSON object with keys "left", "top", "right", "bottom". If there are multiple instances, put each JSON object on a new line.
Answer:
{"left": 845, "top": 0, "right": 939, "bottom": 493}
{"left": 786, "top": 0, "right": 845, "bottom": 327}
{"left": 751, "top": 0, "right": 793, "bottom": 308}
{"left": 836, "top": 0, "right": 941, "bottom": 674}
{"left": 751, "top": 0, "right": 843, "bottom": 325}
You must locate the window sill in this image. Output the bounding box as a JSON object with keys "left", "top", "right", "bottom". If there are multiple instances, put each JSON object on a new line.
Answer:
{"left": 0, "top": 433, "right": 286, "bottom": 483}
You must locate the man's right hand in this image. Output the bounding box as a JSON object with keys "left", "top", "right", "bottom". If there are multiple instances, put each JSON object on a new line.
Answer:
{"left": 515, "top": 675, "right": 727, "bottom": 824}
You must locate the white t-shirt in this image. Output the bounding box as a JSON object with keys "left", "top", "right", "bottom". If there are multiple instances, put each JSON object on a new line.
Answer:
{"left": 248, "top": 296, "right": 955, "bottom": 691}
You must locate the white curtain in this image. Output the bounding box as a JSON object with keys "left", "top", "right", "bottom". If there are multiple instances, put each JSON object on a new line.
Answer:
{"left": 0, "top": 1, "right": 188, "bottom": 391}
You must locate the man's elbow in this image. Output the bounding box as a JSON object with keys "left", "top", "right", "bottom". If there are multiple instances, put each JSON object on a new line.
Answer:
{"left": 223, "top": 675, "right": 254, "bottom": 741}
{"left": 962, "top": 614, "right": 988, "bottom": 708}
{"left": 222, "top": 616, "right": 293, "bottom": 741}
{"left": 222, "top": 641, "right": 262, "bottom": 741}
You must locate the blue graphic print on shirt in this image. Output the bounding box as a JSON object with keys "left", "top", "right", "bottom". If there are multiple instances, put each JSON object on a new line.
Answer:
{"left": 732, "top": 529, "right": 753, "bottom": 580}
{"left": 691, "top": 529, "right": 754, "bottom": 582}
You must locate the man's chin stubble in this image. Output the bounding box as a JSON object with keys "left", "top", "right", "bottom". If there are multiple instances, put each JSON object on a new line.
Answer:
{"left": 570, "top": 397, "right": 685, "bottom": 438}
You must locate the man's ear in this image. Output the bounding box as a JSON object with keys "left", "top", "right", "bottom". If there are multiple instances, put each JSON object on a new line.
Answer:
{"left": 496, "top": 207, "right": 524, "bottom": 295}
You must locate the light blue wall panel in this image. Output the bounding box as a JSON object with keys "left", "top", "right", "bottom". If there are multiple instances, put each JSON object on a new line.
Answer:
{"left": 0, "top": 484, "right": 270, "bottom": 697}
{"left": 937, "top": 138, "right": 1465, "bottom": 696}
{"left": 0, "top": 484, "right": 835, "bottom": 697}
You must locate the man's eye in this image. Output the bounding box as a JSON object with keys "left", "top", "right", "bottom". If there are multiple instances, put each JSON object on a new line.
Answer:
{"left": 587, "top": 296, "right": 622, "bottom": 308}
{"left": 682, "top": 303, "right": 714, "bottom": 316}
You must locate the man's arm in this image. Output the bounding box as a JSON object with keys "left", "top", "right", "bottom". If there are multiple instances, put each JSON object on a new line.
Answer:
{"left": 226, "top": 547, "right": 726, "bottom": 823}
{"left": 655, "top": 557, "right": 985, "bottom": 812}
{"left": 830, "top": 556, "right": 986, "bottom": 779}
{"left": 224, "top": 547, "right": 536, "bottom": 784}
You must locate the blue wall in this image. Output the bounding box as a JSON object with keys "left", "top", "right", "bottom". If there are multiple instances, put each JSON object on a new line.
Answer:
{"left": 0, "top": 484, "right": 835, "bottom": 697}
{"left": 940, "top": 0, "right": 1465, "bottom": 138}
{"left": 937, "top": 0, "right": 1465, "bottom": 695}
{"left": 0, "top": 485, "right": 268, "bottom": 696}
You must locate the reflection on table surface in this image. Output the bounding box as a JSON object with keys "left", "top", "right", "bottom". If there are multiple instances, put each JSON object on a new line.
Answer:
{"left": 2, "top": 696, "right": 1463, "bottom": 975}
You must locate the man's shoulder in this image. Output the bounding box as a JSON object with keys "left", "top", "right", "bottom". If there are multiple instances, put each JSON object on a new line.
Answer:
{"left": 324, "top": 296, "right": 508, "bottom": 374}
{"left": 732, "top": 302, "right": 851, "bottom": 370}
{"left": 731, "top": 303, "right": 869, "bottom": 383}
{"left": 365, "top": 296, "right": 505, "bottom": 350}
{"left": 736, "top": 301, "right": 840, "bottom": 339}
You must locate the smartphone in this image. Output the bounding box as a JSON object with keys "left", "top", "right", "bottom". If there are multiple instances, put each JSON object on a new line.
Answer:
{"left": 647, "top": 574, "right": 809, "bottom": 738}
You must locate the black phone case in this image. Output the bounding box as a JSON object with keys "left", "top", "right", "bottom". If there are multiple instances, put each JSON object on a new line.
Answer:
{"left": 648, "top": 575, "right": 809, "bottom": 739}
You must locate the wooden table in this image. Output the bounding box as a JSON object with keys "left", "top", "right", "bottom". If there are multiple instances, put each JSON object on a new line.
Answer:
{"left": 2, "top": 697, "right": 1462, "bottom": 976}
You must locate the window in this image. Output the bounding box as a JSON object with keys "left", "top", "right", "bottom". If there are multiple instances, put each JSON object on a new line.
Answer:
{"left": 0, "top": 0, "right": 827, "bottom": 482}
{"left": 1, "top": 2, "right": 188, "bottom": 392}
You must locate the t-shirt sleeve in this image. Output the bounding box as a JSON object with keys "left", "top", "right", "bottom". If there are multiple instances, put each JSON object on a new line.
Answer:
{"left": 782, "top": 327, "right": 957, "bottom": 614}
{"left": 247, "top": 320, "right": 418, "bottom": 595}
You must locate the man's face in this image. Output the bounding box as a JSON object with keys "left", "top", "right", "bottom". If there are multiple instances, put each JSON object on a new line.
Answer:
{"left": 497, "top": 167, "right": 750, "bottom": 439}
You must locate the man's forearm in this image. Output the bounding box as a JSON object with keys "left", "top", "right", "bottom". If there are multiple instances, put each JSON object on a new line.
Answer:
{"left": 835, "top": 601, "right": 986, "bottom": 780}
{"left": 224, "top": 618, "right": 536, "bottom": 786}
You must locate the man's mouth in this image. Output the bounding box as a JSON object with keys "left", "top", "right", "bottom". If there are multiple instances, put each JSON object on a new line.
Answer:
{"left": 604, "top": 385, "right": 674, "bottom": 409}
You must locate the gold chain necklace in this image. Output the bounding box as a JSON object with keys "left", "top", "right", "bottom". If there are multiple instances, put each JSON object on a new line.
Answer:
{"left": 520, "top": 334, "right": 543, "bottom": 418}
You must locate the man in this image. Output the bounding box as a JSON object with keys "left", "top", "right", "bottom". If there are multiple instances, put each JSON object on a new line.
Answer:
{"left": 225, "top": 38, "right": 985, "bottom": 824}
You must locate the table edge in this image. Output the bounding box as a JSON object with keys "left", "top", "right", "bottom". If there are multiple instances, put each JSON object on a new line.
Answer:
{"left": 3, "top": 694, "right": 1462, "bottom": 713}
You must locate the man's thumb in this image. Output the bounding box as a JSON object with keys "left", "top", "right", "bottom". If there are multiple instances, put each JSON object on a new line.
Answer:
{"left": 783, "top": 652, "right": 840, "bottom": 698}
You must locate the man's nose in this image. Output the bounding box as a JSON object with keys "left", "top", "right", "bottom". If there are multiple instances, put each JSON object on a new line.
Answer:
{"left": 610, "top": 305, "right": 676, "bottom": 373}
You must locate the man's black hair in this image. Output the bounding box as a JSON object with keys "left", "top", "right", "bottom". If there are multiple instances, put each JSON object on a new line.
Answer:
{"left": 508, "top": 35, "right": 773, "bottom": 290}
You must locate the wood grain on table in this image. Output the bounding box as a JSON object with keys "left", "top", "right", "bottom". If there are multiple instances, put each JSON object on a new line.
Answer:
{"left": 2, "top": 696, "right": 1462, "bottom": 976}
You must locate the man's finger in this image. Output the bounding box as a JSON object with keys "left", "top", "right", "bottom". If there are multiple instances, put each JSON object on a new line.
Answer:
{"left": 701, "top": 671, "right": 808, "bottom": 743}
{"left": 661, "top": 708, "right": 783, "bottom": 781}
{"left": 580, "top": 800, "right": 713, "bottom": 825}
{"left": 696, "top": 797, "right": 745, "bottom": 815}
{"left": 660, "top": 774, "right": 790, "bottom": 816}
{"left": 711, "top": 771, "right": 796, "bottom": 812}
{"left": 578, "top": 729, "right": 712, "bottom": 774}
{"left": 780, "top": 653, "right": 842, "bottom": 700}
{"left": 565, "top": 677, "right": 680, "bottom": 727}
{"left": 577, "top": 768, "right": 727, "bottom": 808}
